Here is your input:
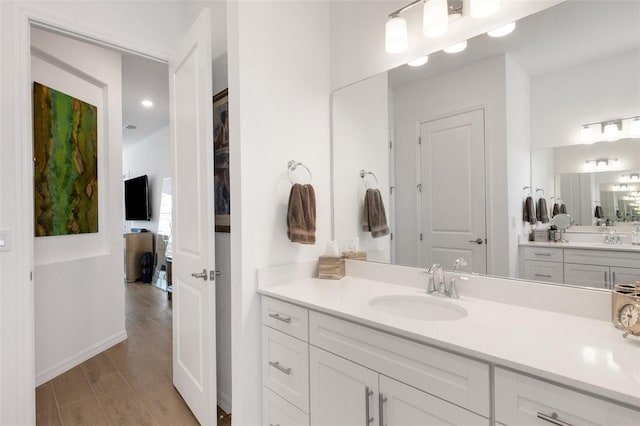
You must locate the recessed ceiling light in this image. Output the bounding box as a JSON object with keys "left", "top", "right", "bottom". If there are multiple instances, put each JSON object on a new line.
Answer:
{"left": 443, "top": 40, "right": 467, "bottom": 54}
{"left": 123, "top": 124, "right": 137, "bottom": 130}
{"left": 141, "top": 99, "right": 154, "bottom": 108}
{"left": 407, "top": 56, "right": 429, "bottom": 67}
{"left": 487, "top": 22, "right": 516, "bottom": 38}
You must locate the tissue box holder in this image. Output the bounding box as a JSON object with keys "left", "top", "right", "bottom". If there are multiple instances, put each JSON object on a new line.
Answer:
{"left": 318, "top": 255, "right": 345, "bottom": 280}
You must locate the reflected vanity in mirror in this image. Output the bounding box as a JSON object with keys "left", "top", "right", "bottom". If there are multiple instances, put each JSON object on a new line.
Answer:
{"left": 331, "top": 0, "right": 640, "bottom": 289}
{"left": 152, "top": 177, "right": 172, "bottom": 290}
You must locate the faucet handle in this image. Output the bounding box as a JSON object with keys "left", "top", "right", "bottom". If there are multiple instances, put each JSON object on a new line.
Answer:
{"left": 448, "top": 277, "right": 460, "bottom": 299}
{"left": 453, "top": 258, "right": 468, "bottom": 272}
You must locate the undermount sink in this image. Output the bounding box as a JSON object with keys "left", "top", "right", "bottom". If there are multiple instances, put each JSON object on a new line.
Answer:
{"left": 369, "top": 295, "right": 468, "bottom": 321}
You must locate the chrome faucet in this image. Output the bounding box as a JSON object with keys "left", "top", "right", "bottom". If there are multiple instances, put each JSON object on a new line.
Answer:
{"left": 426, "top": 259, "right": 467, "bottom": 299}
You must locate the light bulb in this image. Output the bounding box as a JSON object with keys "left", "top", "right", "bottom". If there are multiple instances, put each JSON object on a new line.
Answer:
{"left": 385, "top": 16, "right": 408, "bottom": 54}
{"left": 407, "top": 56, "right": 429, "bottom": 67}
{"left": 596, "top": 160, "right": 607, "bottom": 170}
{"left": 603, "top": 122, "right": 620, "bottom": 141}
{"left": 487, "top": 22, "right": 516, "bottom": 38}
{"left": 141, "top": 99, "right": 153, "bottom": 108}
{"left": 611, "top": 159, "right": 621, "bottom": 168}
{"left": 423, "top": 0, "right": 448, "bottom": 38}
{"left": 580, "top": 126, "right": 593, "bottom": 144}
{"left": 630, "top": 118, "right": 640, "bottom": 138}
{"left": 443, "top": 40, "right": 467, "bottom": 54}
{"left": 470, "top": 0, "right": 500, "bottom": 19}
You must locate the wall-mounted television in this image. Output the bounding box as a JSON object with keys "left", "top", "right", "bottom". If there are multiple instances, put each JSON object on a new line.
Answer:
{"left": 124, "top": 175, "right": 151, "bottom": 221}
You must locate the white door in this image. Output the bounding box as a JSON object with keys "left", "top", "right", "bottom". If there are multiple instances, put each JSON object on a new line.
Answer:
{"left": 169, "top": 9, "right": 216, "bottom": 425}
{"left": 310, "top": 346, "right": 379, "bottom": 426}
{"left": 380, "top": 375, "right": 488, "bottom": 425}
{"left": 419, "top": 109, "right": 486, "bottom": 273}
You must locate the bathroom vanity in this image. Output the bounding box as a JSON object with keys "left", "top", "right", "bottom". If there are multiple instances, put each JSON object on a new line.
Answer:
{"left": 258, "top": 263, "right": 640, "bottom": 426}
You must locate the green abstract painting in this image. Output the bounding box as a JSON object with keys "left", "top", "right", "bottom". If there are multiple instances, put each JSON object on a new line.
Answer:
{"left": 33, "top": 82, "right": 98, "bottom": 236}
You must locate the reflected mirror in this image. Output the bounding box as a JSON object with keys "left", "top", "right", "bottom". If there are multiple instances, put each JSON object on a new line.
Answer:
{"left": 331, "top": 0, "right": 640, "bottom": 288}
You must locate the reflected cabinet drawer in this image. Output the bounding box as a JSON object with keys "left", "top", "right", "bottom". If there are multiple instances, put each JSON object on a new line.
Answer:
{"left": 495, "top": 368, "right": 640, "bottom": 425}
{"left": 522, "top": 260, "right": 564, "bottom": 284}
{"left": 522, "top": 246, "right": 563, "bottom": 263}
{"left": 262, "top": 326, "right": 309, "bottom": 413}
{"left": 262, "top": 297, "right": 309, "bottom": 342}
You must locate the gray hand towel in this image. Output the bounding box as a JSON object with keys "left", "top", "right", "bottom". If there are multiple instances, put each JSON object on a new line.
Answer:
{"left": 552, "top": 203, "right": 560, "bottom": 217}
{"left": 523, "top": 196, "right": 536, "bottom": 225}
{"left": 560, "top": 203, "right": 567, "bottom": 214}
{"left": 536, "top": 198, "right": 549, "bottom": 223}
{"left": 362, "top": 189, "right": 389, "bottom": 238}
{"left": 287, "top": 184, "right": 316, "bottom": 244}
{"left": 595, "top": 205, "right": 603, "bottom": 218}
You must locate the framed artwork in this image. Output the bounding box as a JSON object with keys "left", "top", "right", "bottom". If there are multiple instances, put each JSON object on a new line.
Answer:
{"left": 33, "top": 82, "right": 99, "bottom": 237}
{"left": 213, "top": 89, "right": 230, "bottom": 232}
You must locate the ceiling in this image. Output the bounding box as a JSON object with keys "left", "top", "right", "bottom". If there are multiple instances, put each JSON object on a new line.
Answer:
{"left": 389, "top": 0, "right": 640, "bottom": 89}
{"left": 122, "top": 53, "right": 169, "bottom": 147}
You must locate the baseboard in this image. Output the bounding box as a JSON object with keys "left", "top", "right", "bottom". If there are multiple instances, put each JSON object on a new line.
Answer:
{"left": 35, "top": 330, "right": 128, "bottom": 386}
{"left": 217, "top": 389, "right": 232, "bottom": 414}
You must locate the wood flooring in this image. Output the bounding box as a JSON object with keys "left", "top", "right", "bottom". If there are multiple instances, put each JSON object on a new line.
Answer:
{"left": 36, "top": 282, "right": 231, "bottom": 426}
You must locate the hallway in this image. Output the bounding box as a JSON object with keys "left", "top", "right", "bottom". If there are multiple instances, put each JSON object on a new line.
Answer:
{"left": 36, "top": 282, "right": 230, "bottom": 426}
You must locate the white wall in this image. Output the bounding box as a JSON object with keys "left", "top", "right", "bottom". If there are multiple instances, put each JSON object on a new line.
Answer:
{"left": 332, "top": 72, "right": 390, "bottom": 262}
{"left": 228, "top": 1, "right": 331, "bottom": 424}
{"left": 531, "top": 48, "right": 640, "bottom": 149}
{"left": 123, "top": 126, "right": 171, "bottom": 234}
{"left": 505, "top": 55, "right": 531, "bottom": 276}
{"left": 393, "top": 55, "right": 509, "bottom": 275}
{"left": 329, "top": 0, "right": 561, "bottom": 90}
{"left": 31, "top": 28, "right": 126, "bottom": 385}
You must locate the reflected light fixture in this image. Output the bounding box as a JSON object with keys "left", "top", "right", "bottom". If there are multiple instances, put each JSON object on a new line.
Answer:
{"left": 603, "top": 121, "right": 621, "bottom": 141}
{"left": 470, "top": 0, "right": 500, "bottom": 19}
{"left": 585, "top": 158, "right": 620, "bottom": 171}
{"left": 385, "top": 16, "right": 408, "bottom": 54}
{"left": 487, "top": 22, "right": 516, "bottom": 38}
{"left": 423, "top": 0, "right": 449, "bottom": 38}
{"left": 630, "top": 117, "right": 640, "bottom": 137}
{"left": 407, "top": 55, "right": 430, "bottom": 67}
{"left": 444, "top": 40, "right": 467, "bottom": 53}
{"left": 141, "top": 99, "right": 154, "bottom": 108}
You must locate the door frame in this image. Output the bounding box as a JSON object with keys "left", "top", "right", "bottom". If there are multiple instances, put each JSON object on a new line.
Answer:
{"left": 10, "top": 5, "right": 171, "bottom": 422}
{"left": 415, "top": 105, "right": 489, "bottom": 271}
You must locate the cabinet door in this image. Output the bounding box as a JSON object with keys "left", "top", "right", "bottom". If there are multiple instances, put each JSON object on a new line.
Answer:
{"left": 379, "top": 375, "right": 488, "bottom": 426}
{"left": 310, "top": 346, "right": 378, "bottom": 426}
{"left": 611, "top": 266, "right": 640, "bottom": 287}
{"left": 563, "top": 263, "right": 609, "bottom": 289}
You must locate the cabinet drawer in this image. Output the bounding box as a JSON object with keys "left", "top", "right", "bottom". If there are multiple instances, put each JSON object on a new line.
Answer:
{"left": 521, "top": 260, "right": 564, "bottom": 284}
{"left": 495, "top": 368, "right": 640, "bottom": 425}
{"left": 522, "top": 247, "right": 563, "bottom": 262}
{"left": 309, "top": 311, "right": 490, "bottom": 417}
{"left": 564, "top": 248, "right": 640, "bottom": 269}
{"left": 263, "top": 387, "right": 309, "bottom": 426}
{"left": 262, "top": 297, "right": 309, "bottom": 341}
{"left": 262, "top": 326, "right": 309, "bottom": 412}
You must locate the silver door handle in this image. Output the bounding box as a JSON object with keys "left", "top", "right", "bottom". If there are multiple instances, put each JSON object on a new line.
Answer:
{"left": 268, "top": 361, "right": 291, "bottom": 375}
{"left": 537, "top": 412, "right": 573, "bottom": 426}
{"left": 378, "top": 393, "right": 387, "bottom": 426}
{"left": 191, "top": 269, "right": 207, "bottom": 281}
{"left": 268, "top": 313, "right": 292, "bottom": 323}
{"left": 469, "top": 238, "right": 483, "bottom": 245}
{"left": 364, "top": 386, "right": 374, "bottom": 425}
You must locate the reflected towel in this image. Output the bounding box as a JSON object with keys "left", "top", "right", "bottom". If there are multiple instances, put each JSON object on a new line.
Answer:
{"left": 523, "top": 196, "right": 536, "bottom": 225}
{"left": 552, "top": 203, "right": 560, "bottom": 217}
{"left": 287, "top": 184, "right": 316, "bottom": 244}
{"left": 362, "top": 189, "right": 389, "bottom": 238}
{"left": 536, "top": 198, "right": 549, "bottom": 223}
{"left": 595, "top": 205, "right": 603, "bottom": 218}
{"left": 560, "top": 203, "right": 567, "bottom": 214}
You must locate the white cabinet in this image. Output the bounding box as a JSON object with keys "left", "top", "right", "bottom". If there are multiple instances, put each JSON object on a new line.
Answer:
{"left": 611, "top": 266, "right": 640, "bottom": 286}
{"left": 310, "top": 346, "right": 488, "bottom": 426}
{"left": 263, "top": 388, "right": 309, "bottom": 426}
{"left": 563, "top": 263, "right": 610, "bottom": 289}
{"left": 495, "top": 368, "right": 640, "bottom": 425}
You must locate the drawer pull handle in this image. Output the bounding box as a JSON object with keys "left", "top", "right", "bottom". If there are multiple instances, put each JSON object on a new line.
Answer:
{"left": 268, "top": 313, "right": 292, "bottom": 323}
{"left": 268, "top": 361, "right": 291, "bottom": 375}
{"left": 364, "top": 386, "right": 374, "bottom": 425}
{"left": 537, "top": 412, "right": 573, "bottom": 426}
{"left": 533, "top": 253, "right": 552, "bottom": 256}
{"left": 534, "top": 274, "right": 552, "bottom": 278}
{"left": 269, "top": 424, "right": 280, "bottom": 426}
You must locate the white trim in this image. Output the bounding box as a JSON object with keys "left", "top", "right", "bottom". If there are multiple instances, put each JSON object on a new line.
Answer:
{"left": 35, "top": 331, "right": 127, "bottom": 387}
{"left": 217, "top": 389, "right": 232, "bottom": 414}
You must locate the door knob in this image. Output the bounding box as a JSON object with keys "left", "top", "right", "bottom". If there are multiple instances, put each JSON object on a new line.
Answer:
{"left": 191, "top": 269, "right": 208, "bottom": 281}
{"left": 469, "top": 238, "right": 483, "bottom": 245}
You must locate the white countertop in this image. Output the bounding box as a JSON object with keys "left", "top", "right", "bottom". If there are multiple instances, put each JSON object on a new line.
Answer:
{"left": 258, "top": 277, "right": 640, "bottom": 409}
{"left": 520, "top": 240, "right": 640, "bottom": 252}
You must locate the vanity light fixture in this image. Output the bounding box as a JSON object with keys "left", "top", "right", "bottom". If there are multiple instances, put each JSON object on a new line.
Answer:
{"left": 630, "top": 117, "right": 640, "bottom": 138}
{"left": 385, "top": 0, "right": 464, "bottom": 53}
{"left": 407, "top": 55, "right": 430, "bottom": 66}
{"left": 580, "top": 125, "right": 594, "bottom": 144}
{"left": 443, "top": 40, "right": 467, "bottom": 53}
{"left": 603, "top": 120, "right": 621, "bottom": 141}
{"left": 585, "top": 158, "right": 620, "bottom": 171}
{"left": 487, "top": 21, "right": 515, "bottom": 37}
{"left": 579, "top": 116, "right": 639, "bottom": 143}
{"left": 622, "top": 174, "right": 640, "bottom": 182}
{"left": 470, "top": 0, "right": 500, "bottom": 19}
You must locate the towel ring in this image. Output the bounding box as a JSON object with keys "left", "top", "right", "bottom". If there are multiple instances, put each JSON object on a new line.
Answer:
{"left": 360, "top": 170, "right": 379, "bottom": 190}
{"left": 288, "top": 160, "right": 312, "bottom": 184}
{"left": 536, "top": 188, "right": 544, "bottom": 195}
{"left": 522, "top": 185, "right": 531, "bottom": 194}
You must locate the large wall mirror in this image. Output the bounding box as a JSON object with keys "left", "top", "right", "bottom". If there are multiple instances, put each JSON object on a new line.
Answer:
{"left": 331, "top": 0, "right": 640, "bottom": 285}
